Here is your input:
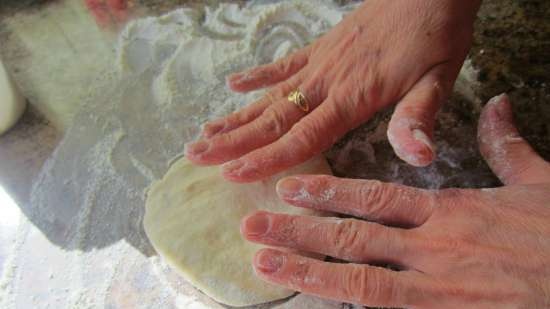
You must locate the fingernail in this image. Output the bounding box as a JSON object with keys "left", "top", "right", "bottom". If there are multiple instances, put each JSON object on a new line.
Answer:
{"left": 491, "top": 93, "right": 509, "bottom": 120}
{"left": 222, "top": 160, "right": 244, "bottom": 175}
{"left": 242, "top": 212, "right": 271, "bottom": 237}
{"left": 487, "top": 93, "right": 507, "bottom": 106}
{"left": 255, "top": 250, "right": 284, "bottom": 274}
{"left": 184, "top": 140, "right": 210, "bottom": 156}
{"left": 276, "top": 177, "right": 304, "bottom": 199}
{"left": 412, "top": 129, "right": 436, "bottom": 164}
{"left": 412, "top": 129, "right": 435, "bottom": 152}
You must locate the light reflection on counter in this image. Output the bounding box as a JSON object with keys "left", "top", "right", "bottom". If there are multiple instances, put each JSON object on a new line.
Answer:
{"left": 0, "top": 185, "right": 21, "bottom": 227}
{"left": 0, "top": 184, "right": 22, "bottom": 281}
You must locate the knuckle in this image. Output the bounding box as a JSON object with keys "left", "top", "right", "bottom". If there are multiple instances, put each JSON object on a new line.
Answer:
{"left": 234, "top": 104, "right": 260, "bottom": 123}
{"left": 419, "top": 235, "right": 470, "bottom": 260}
{"left": 328, "top": 93, "right": 358, "bottom": 124}
{"left": 247, "top": 66, "right": 269, "bottom": 82}
{"left": 313, "top": 174, "right": 334, "bottom": 189}
{"left": 356, "top": 181, "right": 393, "bottom": 218}
{"left": 232, "top": 112, "right": 249, "bottom": 126}
{"left": 267, "top": 83, "right": 287, "bottom": 99}
{"left": 227, "top": 111, "right": 243, "bottom": 125}
{"left": 279, "top": 78, "right": 296, "bottom": 94}
{"left": 275, "top": 57, "right": 294, "bottom": 75}
{"left": 204, "top": 120, "right": 223, "bottom": 132}
{"left": 346, "top": 267, "right": 396, "bottom": 305}
{"left": 268, "top": 215, "right": 299, "bottom": 244}
{"left": 331, "top": 219, "right": 366, "bottom": 259}
{"left": 345, "top": 267, "right": 368, "bottom": 302}
{"left": 264, "top": 89, "right": 281, "bottom": 103}
{"left": 258, "top": 107, "right": 287, "bottom": 137}
{"left": 288, "top": 257, "right": 314, "bottom": 289}
{"left": 287, "top": 120, "right": 321, "bottom": 156}
{"left": 217, "top": 131, "right": 239, "bottom": 148}
{"left": 302, "top": 74, "right": 327, "bottom": 105}
{"left": 438, "top": 188, "right": 480, "bottom": 212}
{"left": 442, "top": 238, "right": 466, "bottom": 254}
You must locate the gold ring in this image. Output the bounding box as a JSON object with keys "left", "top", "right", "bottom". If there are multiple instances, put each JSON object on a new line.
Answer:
{"left": 287, "top": 90, "right": 310, "bottom": 112}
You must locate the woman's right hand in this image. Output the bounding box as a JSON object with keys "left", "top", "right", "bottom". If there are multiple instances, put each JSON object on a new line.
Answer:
{"left": 241, "top": 94, "right": 550, "bottom": 308}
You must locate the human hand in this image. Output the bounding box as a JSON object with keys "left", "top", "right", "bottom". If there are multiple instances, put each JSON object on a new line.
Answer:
{"left": 186, "top": 0, "right": 481, "bottom": 182}
{"left": 241, "top": 94, "right": 550, "bottom": 308}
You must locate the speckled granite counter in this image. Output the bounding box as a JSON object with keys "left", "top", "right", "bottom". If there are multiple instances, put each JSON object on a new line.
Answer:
{"left": 473, "top": 0, "right": 550, "bottom": 159}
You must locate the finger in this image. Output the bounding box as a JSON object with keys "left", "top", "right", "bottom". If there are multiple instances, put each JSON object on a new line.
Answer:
{"left": 275, "top": 175, "right": 436, "bottom": 227}
{"left": 387, "top": 63, "right": 456, "bottom": 167}
{"left": 227, "top": 46, "right": 311, "bottom": 93}
{"left": 200, "top": 96, "right": 272, "bottom": 138}
{"left": 253, "top": 248, "right": 421, "bottom": 308}
{"left": 201, "top": 73, "right": 311, "bottom": 139}
{"left": 203, "top": 69, "right": 325, "bottom": 139}
{"left": 189, "top": 97, "right": 304, "bottom": 164}
{"left": 222, "top": 95, "right": 365, "bottom": 182}
{"left": 186, "top": 74, "right": 311, "bottom": 164}
{"left": 478, "top": 93, "right": 550, "bottom": 185}
{"left": 242, "top": 211, "right": 415, "bottom": 267}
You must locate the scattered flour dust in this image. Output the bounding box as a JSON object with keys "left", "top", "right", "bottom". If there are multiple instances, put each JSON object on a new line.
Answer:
{"left": 0, "top": 1, "right": 368, "bottom": 308}
{"left": 0, "top": 0, "right": 489, "bottom": 308}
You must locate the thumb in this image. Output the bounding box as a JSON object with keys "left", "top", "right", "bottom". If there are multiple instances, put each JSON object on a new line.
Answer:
{"left": 387, "top": 63, "right": 455, "bottom": 167}
{"left": 478, "top": 93, "right": 550, "bottom": 185}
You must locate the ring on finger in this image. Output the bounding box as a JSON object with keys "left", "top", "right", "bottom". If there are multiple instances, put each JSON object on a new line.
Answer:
{"left": 287, "top": 89, "right": 310, "bottom": 112}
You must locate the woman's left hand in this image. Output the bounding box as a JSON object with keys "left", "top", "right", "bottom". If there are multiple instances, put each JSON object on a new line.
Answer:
{"left": 185, "top": 0, "right": 481, "bottom": 182}
{"left": 240, "top": 94, "right": 550, "bottom": 308}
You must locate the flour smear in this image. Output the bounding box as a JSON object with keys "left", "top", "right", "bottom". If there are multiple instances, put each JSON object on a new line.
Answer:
{"left": 0, "top": 0, "right": 491, "bottom": 308}
{"left": 0, "top": 1, "right": 367, "bottom": 308}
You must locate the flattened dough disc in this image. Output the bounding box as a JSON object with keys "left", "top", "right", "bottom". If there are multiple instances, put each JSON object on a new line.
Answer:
{"left": 144, "top": 156, "right": 332, "bottom": 307}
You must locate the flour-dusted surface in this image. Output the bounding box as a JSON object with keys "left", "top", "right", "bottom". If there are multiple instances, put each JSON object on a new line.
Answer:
{"left": 0, "top": 0, "right": 497, "bottom": 308}
{"left": 0, "top": 1, "right": 365, "bottom": 308}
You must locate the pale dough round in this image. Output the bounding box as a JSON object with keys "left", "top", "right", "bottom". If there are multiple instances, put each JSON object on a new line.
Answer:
{"left": 0, "top": 58, "right": 26, "bottom": 135}
{"left": 144, "top": 156, "right": 331, "bottom": 307}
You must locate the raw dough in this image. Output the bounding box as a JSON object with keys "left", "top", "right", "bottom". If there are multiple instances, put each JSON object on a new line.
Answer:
{"left": 0, "top": 58, "right": 26, "bottom": 135}
{"left": 144, "top": 156, "right": 331, "bottom": 307}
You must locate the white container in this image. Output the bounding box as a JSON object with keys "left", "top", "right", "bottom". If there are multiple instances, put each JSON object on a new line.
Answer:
{"left": 0, "top": 57, "right": 26, "bottom": 135}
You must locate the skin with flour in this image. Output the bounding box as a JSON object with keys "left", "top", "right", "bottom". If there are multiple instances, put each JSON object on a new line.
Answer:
{"left": 241, "top": 95, "right": 550, "bottom": 308}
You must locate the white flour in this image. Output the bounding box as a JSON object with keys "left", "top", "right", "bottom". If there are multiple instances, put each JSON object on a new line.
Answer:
{"left": 0, "top": 1, "right": 367, "bottom": 308}
{"left": 0, "top": 0, "right": 492, "bottom": 308}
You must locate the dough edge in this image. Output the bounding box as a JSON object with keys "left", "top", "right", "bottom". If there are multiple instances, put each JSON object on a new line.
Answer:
{"left": 144, "top": 156, "right": 332, "bottom": 307}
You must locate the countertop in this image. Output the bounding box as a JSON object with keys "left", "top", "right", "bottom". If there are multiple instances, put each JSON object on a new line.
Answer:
{"left": 0, "top": 0, "right": 548, "bottom": 308}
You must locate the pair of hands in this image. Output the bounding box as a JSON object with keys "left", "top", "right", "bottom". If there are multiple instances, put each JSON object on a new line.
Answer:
{"left": 184, "top": 0, "right": 550, "bottom": 307}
